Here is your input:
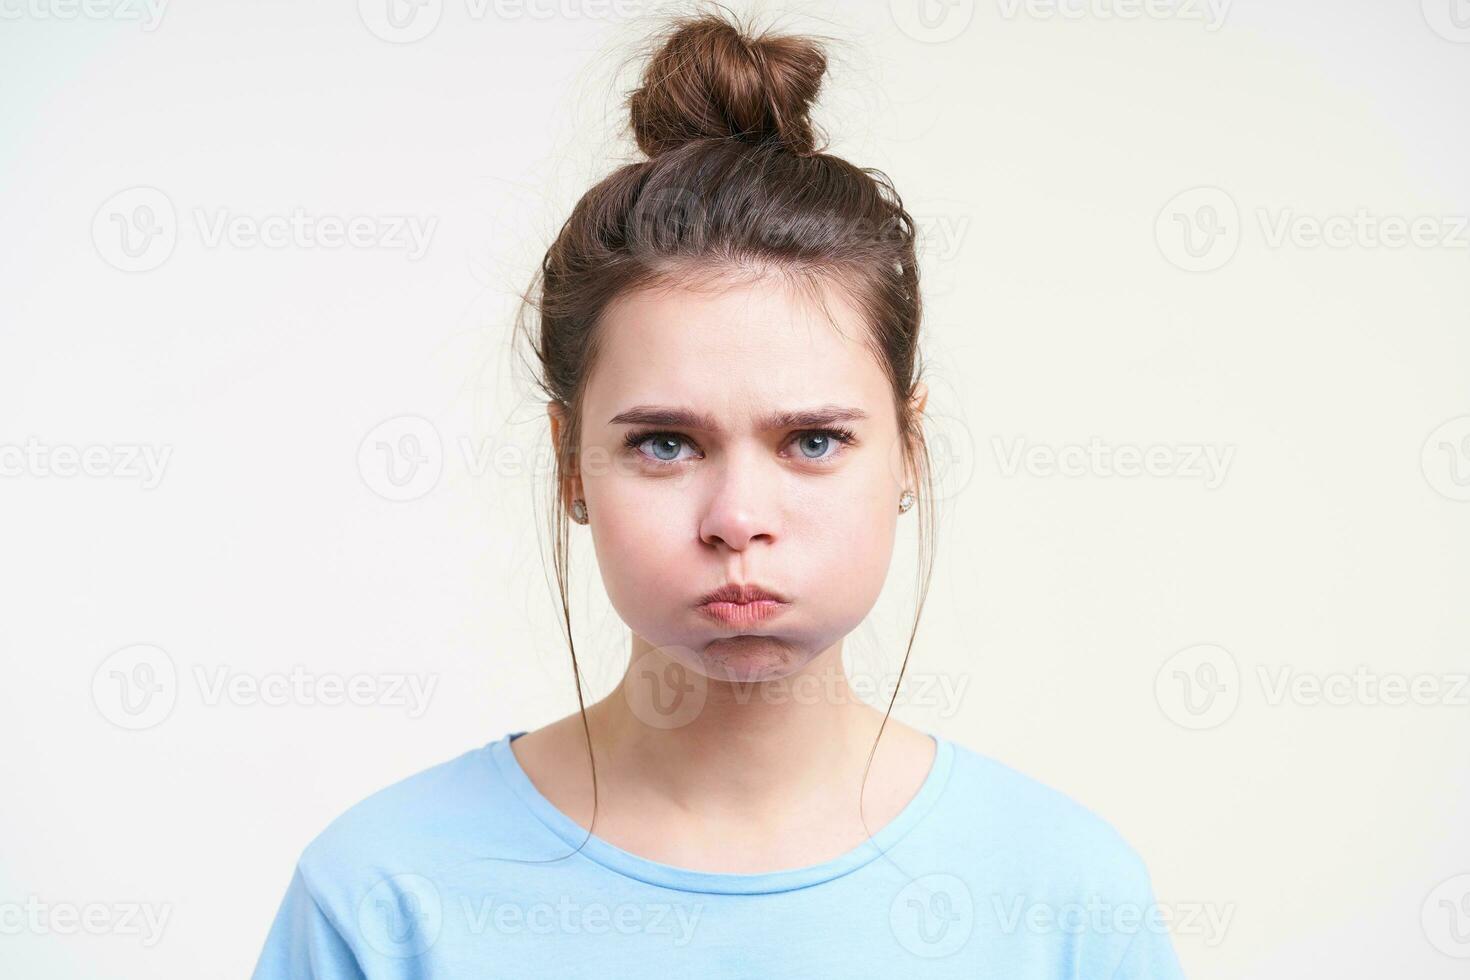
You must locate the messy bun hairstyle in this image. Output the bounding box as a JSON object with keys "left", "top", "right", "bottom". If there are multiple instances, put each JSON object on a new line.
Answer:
{"left": 515, "top": 6, "right": 937, "bottom": 853}
{"left": 627, "top": 12, "right": 827, "bottom": 158}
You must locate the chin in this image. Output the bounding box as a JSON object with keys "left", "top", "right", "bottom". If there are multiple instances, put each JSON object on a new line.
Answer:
{"left": 694, "top": 635, "right": 809, "bottom": 684}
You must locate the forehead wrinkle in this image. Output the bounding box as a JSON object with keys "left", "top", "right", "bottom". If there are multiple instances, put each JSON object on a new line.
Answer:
{"left": 586, "top": 277, "right": 887, "bottom": 434}
{"left": 609, "top": 274, "right": 861, "bottom": 354}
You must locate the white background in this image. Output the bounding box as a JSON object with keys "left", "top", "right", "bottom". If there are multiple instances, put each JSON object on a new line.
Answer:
{"left": 2, "top": 0, "right": 1468, "bottom": 976}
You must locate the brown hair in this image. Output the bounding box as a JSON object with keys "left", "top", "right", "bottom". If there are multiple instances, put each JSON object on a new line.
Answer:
{"left": 514, "top": 5, "right": 937, "bottom": 853}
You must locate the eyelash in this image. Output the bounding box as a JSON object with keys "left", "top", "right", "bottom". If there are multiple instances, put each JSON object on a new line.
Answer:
{"left": 621, "top": 427, "right": 858, "bottom": 467}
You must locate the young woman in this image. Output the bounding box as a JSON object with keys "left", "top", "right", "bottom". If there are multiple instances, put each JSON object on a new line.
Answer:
{"left": 252, "top": 11, "right": 1186, "bottom": 978}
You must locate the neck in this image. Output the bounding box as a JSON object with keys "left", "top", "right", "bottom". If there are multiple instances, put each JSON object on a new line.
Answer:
{"left": 584, "top": 636, "right": 894, "bottom": 824}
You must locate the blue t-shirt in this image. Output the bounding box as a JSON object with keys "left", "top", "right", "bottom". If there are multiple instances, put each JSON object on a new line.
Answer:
{"left": 251, "top": 730, "right": 1187, "bottom": 978}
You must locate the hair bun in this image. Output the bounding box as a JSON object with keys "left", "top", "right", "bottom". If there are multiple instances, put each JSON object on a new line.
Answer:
{"left": 627, "top": 13, "right": 827, "bottom": 158}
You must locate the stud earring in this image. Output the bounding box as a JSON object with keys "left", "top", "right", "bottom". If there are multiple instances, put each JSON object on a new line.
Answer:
{"left": 570, "top": 498, "right": 588, "bottom": 524}
{"left": 898, "top": 489, "right": 916, "bottom": 513}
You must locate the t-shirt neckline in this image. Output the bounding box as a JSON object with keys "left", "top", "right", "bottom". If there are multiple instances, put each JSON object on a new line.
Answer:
{"left": 488, "top": 728, "right": 955, "bottom": 895}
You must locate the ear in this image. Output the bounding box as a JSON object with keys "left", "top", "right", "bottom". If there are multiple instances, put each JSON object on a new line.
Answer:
{"left": 547, "top": 401, "right": 584, "bottom": 508}
{"left": 902, "top": 380, "right": 929, "bottom": 488}
{"left": 909, "top": 379, "right": 928, "bottom": 417}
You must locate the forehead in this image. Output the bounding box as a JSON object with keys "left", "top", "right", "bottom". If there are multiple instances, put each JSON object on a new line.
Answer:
{"left": 584, "top": 275, "right": 889, "bottom": 425}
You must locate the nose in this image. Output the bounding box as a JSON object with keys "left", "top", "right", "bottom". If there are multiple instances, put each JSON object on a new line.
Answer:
{"left": 697, "top": 448, "right": 778, "bottom": 553}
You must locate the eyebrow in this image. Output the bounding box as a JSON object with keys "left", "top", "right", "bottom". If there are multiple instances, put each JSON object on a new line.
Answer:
{"left": 607, "top": 404, "right": 870, "bottom": 431}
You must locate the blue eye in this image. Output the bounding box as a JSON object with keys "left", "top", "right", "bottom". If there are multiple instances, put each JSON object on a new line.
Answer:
{"left": 621, "top": 427, "right": 857, "bottom": 466}
{"left": 645, "top": 434, "right": 686, "bottom": 462}
{"left": 623, "top": 431, "right": 696, "bottom": 464}
{"left": 796, "top": 432, "right": 836, "bottom": 459}
{"left": 791, "top": 427, "right": 857, "bottom": 462}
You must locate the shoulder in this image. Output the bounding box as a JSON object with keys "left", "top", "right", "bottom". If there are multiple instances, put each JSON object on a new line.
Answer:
{"left": 937, "top": 738, "right": 1159, "bottom": 897}
{"left": 908, "top": 739, "right": 1186, "bottom": 979}
{"left": 288, "top": 736, "right": 531, "bottom": 916}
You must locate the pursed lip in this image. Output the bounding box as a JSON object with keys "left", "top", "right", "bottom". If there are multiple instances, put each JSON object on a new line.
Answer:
{"left": 696, "top": 583, "right": 790, "bottom": 628}
{"left": 697, "top": 583, "right": 789, "bottom": 605}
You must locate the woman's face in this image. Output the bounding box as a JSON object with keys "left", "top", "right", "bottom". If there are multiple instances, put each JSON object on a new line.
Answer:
{"left": 553, "top": 274, "right": 926, "bottom": 684}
